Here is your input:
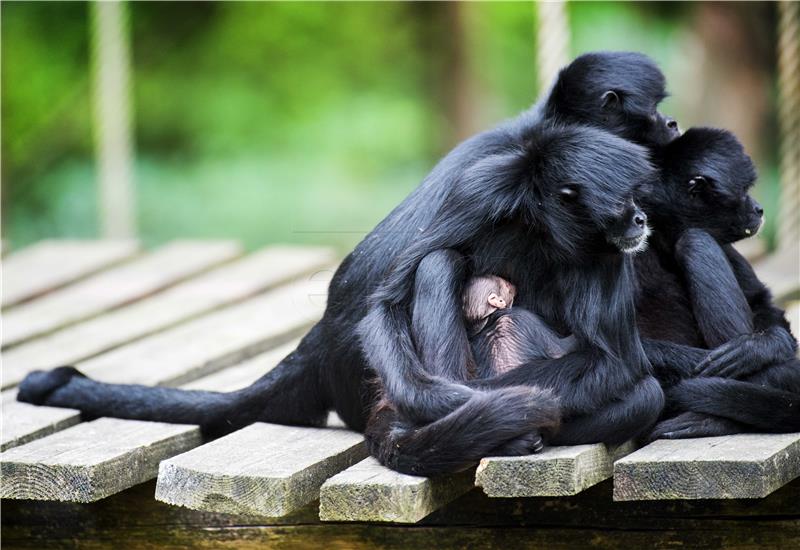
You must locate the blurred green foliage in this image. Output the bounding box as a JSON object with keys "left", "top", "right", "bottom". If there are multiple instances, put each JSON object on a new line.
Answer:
{"left": 1, "top": 1, "right": 782, "bottom": 252}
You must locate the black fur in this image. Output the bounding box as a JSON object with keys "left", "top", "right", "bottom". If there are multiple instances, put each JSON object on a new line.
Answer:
{"left": 635, "top": 127, "right": 800, "bottom": 437}
{"left": 543, "top": 51, "right": 679, "bottom": 147}
{"left": 18, "top": 51, "right": 678, "bottom": 475}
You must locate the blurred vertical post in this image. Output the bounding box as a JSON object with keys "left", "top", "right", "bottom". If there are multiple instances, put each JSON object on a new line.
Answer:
{"left": 777, "top": 0, "right": 799, "bottom": 252}
{"left": 90, "top": 1, "right": 136, "bottom": 238}
{"left": 535, "top": 1, "right": 570, "bottom": 94}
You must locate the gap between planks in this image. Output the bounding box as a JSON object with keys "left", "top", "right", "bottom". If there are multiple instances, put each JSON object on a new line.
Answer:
{"left": 0, "top": 266, "right": 331, "bottom": 501}
{"left": 2, "top": 245, "right": 335, "bottom": 389}
{"left": 2, "top": 239, "right": 140, "bottom": 309}
{"left": 1, "top": 259, "right": 333, "bottom": 451}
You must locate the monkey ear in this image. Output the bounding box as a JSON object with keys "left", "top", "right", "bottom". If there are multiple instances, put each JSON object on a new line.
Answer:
{"left": 601, "top": 90, "right": 621, "bottom": 111}
{"left": 688, "top": 175, "right": 709, "bottom": 196}
{"left": 558, "top": 185, "right": 580, "bottom": 202}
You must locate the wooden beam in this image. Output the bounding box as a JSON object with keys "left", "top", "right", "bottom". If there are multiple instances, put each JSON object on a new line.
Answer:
{"left": 155, "top": 423, "right": 366, "bottom": 516}
{"left": 2, "top": 240, "right": 139, "bottom": 309}
{"left": 0, "top": 418, "right": 200, "bottom": 502}
{"left": 614, "top": 433, "right": 800, "bottom": 501}
{"left": 2, "top": 240, "right": 241, "bottom": 351}
{"left": 475, "top": 442, "right": 635, "bottom": 498}
{"left": 319, "top": 457, "right": 474, "bottom": 523}
{"left": 3, "top": 247, "right": 334, "bottom": 387}
{"left": 5, "top": 477, "right": 800, "bottom": 548}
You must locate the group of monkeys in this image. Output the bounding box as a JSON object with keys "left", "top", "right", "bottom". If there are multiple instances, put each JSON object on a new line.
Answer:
{"left": 19, "top": 52, "right": 800, "bottom": 477}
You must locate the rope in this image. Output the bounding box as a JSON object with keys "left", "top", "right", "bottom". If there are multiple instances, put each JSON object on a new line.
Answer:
{"left": 777, "top": 1, "right": 800, "bottom": 251}
{"left": 535, "top": 1, "right": 571, "bottom": 95}
{"left": 90, "top": 1, "right": 136, "bottom": 239}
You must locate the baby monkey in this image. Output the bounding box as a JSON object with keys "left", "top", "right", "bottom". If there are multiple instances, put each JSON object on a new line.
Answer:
{"left": 463, "top": 275, "right": 577, "bottom": 376}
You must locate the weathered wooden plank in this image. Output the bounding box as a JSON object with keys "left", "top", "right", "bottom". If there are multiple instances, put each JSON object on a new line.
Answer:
{"left": 182, "top": 339, "right": 301, "bottom": 392}
{"left": 0, "top": 418, "right": 201, "bottom": 502}
{"left": 0, "top": 391, "right": 80, "bottom": 452}
{"left": 155, "top": 423, "right": 367, "bottom": 516}
{"left": 613, "top": 433, "right": 800, "bottom": 501}
{"left": 2, "top": 240, "right": 241, "bottom": 349}
{"left": 475, "top": 442, "right": 635, "bottom": 498}
{"left": 78, "top": 274, "right": 329, "bottom": 386}
{"left": 754, "top": 247, "right": 800, "bottom": 303}
{"left": 2, "top": 239, "right": 140, "bottom": 309}
{"left": 0, "top": 339, "right": 306, "bottom": 499}
{"left": 1, "top": 274, "right": 328, "bottom": 451}
{"left": 319, "top": 457, "right": 474, "bottom": 523}
{"left": 2, "top": 247, "right": 334, "bottom": 387}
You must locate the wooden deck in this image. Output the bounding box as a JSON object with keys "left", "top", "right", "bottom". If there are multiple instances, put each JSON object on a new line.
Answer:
{"left": 2, "top": 239, "right": 799, "bottom": 548}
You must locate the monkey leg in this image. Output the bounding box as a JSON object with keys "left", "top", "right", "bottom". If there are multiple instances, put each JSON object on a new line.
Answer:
{"left": 666, "top": 376, "right": 800, "bottom": 432}
{"left": 550, "top": 375, "right": 665, "bottom": 446}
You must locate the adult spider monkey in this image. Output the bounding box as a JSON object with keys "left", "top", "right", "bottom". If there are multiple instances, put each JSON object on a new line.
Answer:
{"left": 634, "top": 127, "right": 800, "bottom": 438}
{"left": 18, "top": 52, "right": 681, "bottom": 475}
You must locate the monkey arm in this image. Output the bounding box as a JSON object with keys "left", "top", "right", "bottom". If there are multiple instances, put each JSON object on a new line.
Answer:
{"left": 361, "top": 150, "right": 541, "bottom": 423}
{"left": 674, "top": 229, "right": 753, "bottom": 347}
{"left": 723, "top": 244, "right": 798, "bottom": 355}
{"left": 676, "top": 230, "right": 796, "bottom": 379}
{"left": 640, "top": 338, "right": 707, "bottom": 386}
{"left": 411, "top": 249, "right": 475, "bottom": 380}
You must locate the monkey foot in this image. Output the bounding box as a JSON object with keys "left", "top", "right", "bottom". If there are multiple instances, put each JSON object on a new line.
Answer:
{"left": 489, "top": 430, "right": 545, "bottom": 456}
{"left": 17, "top": 366, "right": 86, "bottom": 406}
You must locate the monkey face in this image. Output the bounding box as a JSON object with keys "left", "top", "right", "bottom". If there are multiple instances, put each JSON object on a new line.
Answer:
{"left": 547, "top": 51, "right": 680, "bottom": 148}
{"left": 652, "top": 127, "right": 760, "bottom": 244}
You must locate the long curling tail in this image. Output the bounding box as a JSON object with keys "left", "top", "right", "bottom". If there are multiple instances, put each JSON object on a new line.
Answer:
{"left": 17, "top": 324, "right": 331, "bottom": 439}
{"left": 667, "top": 377, "right": 800, "bottom": 432}
{"left": 365, "top": 386, "right": 561, "bottom": 477}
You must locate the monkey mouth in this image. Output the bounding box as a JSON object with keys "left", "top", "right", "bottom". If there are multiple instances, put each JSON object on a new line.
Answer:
{"left": 743, "top": 218, "right": 763, "bottom": 237}
{"left": 609, "top": 226, "right": 650, "bottom": 254}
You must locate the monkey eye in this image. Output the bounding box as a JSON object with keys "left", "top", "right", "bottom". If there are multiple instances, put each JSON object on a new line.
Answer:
{"left": 558, "top": 185, "right": 580, "bottom": 202}
{"left": 688, "top": 175, "right": 710, "bottom": 197}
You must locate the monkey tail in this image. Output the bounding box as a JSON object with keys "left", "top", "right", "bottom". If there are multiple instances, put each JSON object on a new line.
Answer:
{"left": 366, "top": 386, "right": 562, "bottom": 477}
{"left": 17, "top": 323, "right": 332, "bottom": 439}
{"left": 667, "top": 378, "right": 800, "bottom": 432}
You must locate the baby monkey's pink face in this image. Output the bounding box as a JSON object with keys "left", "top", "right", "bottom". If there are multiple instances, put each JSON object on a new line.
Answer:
{"left": 463, "top": 275, "right": 517, "bottom": 324}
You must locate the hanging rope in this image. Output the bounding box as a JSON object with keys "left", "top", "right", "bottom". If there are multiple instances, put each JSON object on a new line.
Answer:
{"left": 90, "top": 1, "right": 136, "bottom": 239}
{"left": 777, "top": 1, "right": 799, "bottom": 251}
{"left": 535, "top": 1, "right": 571, "bottom": 95}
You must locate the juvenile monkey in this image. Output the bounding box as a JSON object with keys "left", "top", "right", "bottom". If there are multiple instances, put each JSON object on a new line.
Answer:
{"left": 463, "top": 275, "right": 577, "bottom": 377}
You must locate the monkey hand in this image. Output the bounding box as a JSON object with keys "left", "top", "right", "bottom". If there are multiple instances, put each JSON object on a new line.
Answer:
{"left": 693, "top": 327, "right": 797, "bottom": 380}
{"left": 17, "top": 366, "right": 87, "bottom": 406}
{"left": 648, "top": 412, "right": 740, "bottom": 441}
